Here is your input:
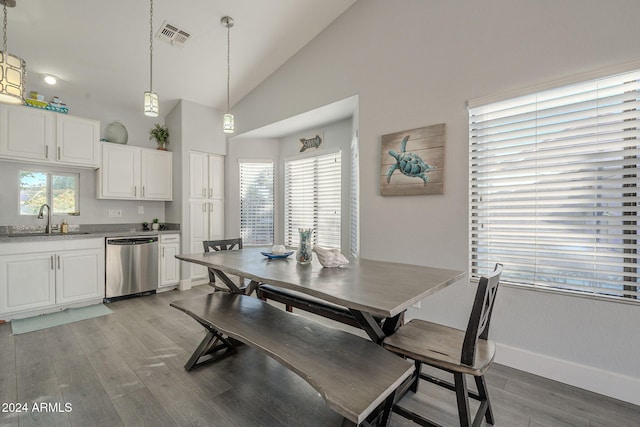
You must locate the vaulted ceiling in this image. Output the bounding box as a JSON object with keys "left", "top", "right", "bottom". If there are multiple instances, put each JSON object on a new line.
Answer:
{"left": 7, "top": 0, "right": 356, "bottom": 116}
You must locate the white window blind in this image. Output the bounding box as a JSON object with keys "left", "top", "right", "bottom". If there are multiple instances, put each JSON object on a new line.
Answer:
{"left": 285, "top": 151, "right": 341, "bottom": 248}
{"left": 469, "top": 69, "right": 639, "bottom": 301}
{"left": 240, "top": 161, "right": 274, "bottom": 245}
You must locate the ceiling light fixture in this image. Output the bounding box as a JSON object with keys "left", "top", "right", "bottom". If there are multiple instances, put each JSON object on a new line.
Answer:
{"left": 221, "top": 16, "right": 234, "bottom": 134}
{"left": 144, "top": 0, "right": 159, "bottom": 117}
{"left": 0, "top": 0, "right": 26, "bottom": 104}
{"left": 43, "top": 74, "right": 57, "bottom": 85}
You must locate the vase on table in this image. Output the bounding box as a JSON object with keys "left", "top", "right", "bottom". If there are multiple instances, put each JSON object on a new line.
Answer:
{"left": 296, "top": 228, "right": 313, "bottom": 264}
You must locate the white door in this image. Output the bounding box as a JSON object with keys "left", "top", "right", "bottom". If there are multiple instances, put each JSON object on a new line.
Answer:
{"left": 160, "top": 243, "right": 180, "bottom": 287}
{"left": 99, "top": 144, "right": 140, "bottom": 199}
{"left": 208, "top": 154, "right": 225, "bottom": 199}
{"left": 0, "top": 105, "right": 54, "bottom": 161}
{"left": 189, "top": 152, "right": 208, "bottom": 199}
{"left": 209, "top": 200, "right": 225, "bottom": 240}
{"left": 141, "top": 149, "right": 172, "bottom": 200}
{"left": 0, "top": 253, "right": 56, "bottom": 314}
{"left": 55, "top": 249, "right": 104, "bottom": 304}
{"left": 56, "top": 115, "right": 100, "bottom": 167}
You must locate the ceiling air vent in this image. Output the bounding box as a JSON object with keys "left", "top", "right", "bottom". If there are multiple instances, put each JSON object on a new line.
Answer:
{"left": 156, "top": 21, "right": 191, "bottom": 47}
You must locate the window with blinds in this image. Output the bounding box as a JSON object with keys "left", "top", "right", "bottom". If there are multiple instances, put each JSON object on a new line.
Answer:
{"left": 350, "top": 133, "right": 360, "bottom": 257}
{"left": 284, "top": 151, "right": 341, "bottom": 248}
{"left": 240, "top": 161, "right": 274, "bottom": 245}
{"left": 469, "top": 69, "right": 639, "bottom": 301}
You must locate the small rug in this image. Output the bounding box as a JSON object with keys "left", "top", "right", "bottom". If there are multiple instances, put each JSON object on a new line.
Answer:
{"left": 11, "top": 304, "right": 113, "bottom": 335}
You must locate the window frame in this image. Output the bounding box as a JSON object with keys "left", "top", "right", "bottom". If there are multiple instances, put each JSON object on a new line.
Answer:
{"left": 468, "top": 67, "right": 639, "bottom": 303}
{"left": 284, "top": 150, "right": 342, "bottom": 249}
{"left": 19, "top": 169, "right": 80, "bottom": 216}
{"left": 239, "top": 160, "right": 275, "bottom": 246}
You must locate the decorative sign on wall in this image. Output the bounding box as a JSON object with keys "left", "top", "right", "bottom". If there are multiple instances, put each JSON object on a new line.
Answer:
{"left": 299, "top": 133, "right": 323, "bottom": 152}
{"left": 380, "top": 123, "right": 445, "bottom": 196}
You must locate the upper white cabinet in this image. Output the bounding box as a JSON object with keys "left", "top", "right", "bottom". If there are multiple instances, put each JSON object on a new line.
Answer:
{"left": 190, "top": 152, "right": 224, "bottom": 199}
{"left": 0, "top": 104, "right": 100, "bottom": 167}
{"left": 97, "top": 142, "right": 172, "bottom": 201}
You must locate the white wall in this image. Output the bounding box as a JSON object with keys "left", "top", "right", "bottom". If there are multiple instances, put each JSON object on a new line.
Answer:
{"left": 231, "top": 0, "right": 640, "bottom": 403}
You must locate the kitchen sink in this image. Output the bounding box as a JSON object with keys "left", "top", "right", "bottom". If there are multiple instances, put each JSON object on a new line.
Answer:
{"left": 3, "top": 232, "right": 91, "bottom": 237}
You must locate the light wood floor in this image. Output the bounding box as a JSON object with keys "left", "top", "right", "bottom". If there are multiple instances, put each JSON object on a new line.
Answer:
{"left": 0, "top": 285, "right": 638, "bottom": 427}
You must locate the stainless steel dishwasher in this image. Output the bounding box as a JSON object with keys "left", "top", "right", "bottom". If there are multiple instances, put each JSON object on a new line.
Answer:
{"left": 105, "top": 236, "right": 158, "bottom": 301}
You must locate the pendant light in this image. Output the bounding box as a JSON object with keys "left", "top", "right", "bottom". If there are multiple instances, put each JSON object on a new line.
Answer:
{"left": 221, "top": 16, "right": 234, "bottom": 134}
{"left": 143, "top": 0, "right": 159, "bottom": 117}
{"left": 0, "top": 0, "right": 26, "bottom": 104}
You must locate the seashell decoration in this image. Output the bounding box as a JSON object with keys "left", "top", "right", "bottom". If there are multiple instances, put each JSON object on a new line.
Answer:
{"left": 312, "top": 246, "right": 349, "bottom": 268}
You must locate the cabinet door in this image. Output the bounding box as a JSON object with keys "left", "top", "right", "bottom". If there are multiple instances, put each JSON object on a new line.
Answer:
{"left": 209, "top": 199, "right": 225, "bottom": 240}
{"left": 55, "top": 249, "right": 104, "bottom": 304}
{"left": 160, "top": 243, "right": 180, "bottom": 287}
{"left": 56, "top": 115, "right": 100, "bottom": 167}
{"left": 189, "top": 202, "right": 209, "bottom": 281}
{"left": 0, "top": 105, "right": 55, "bottom": 162}
{"left": 208, "top": 154, "right": 225, "bottom": 199}
{"left": 98, "top": 143, "right": 140, "bottom": 199}
{"left": 0, "top": 253, "right": 56, "bottom": 315}
{"left": 189, "top": 152, "right": 208, "bottom": 199}
{"left": 189, "top": 241, "right": 208, "bottom": 281}
{"left": 141, "top": 149, "right": 172, "bottom": 200}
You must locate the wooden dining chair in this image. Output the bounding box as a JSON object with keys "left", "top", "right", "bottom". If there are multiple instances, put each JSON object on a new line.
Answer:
{"left": 202, "top": 238, "right": 247, "bottom": 292}
{"left": 382, "top": 263, "right": 503, "bottom": 427}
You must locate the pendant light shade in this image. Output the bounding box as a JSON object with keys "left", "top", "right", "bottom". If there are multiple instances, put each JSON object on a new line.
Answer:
{"left": 144, "top": 0, "right": 159, "bottom": 117}
{"left": 221, "top": 16, "right": 234, "bottom": 134}
{"left": 144, "top": 91, "right": 159, "bottom": 117}
{"left": 0, "top": 1, "right": 26, "bottom": 105}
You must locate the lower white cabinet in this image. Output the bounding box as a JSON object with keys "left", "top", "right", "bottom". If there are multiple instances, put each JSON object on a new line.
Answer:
{"left": 0, "top": 238, "right": 105, "bottom": 320}
{"left": 159, "top": 234, "right": 180, "bottom": 288}
{"left": 189, "top": 200, "right": 224, "bottom": 281}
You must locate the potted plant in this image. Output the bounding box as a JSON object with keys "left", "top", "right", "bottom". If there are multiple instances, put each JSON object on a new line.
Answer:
{"left": 152, "top": 218, "right": 160, "bottom": 231}
{"left": 149, "top": 123, "right": 169, "bottom": 150}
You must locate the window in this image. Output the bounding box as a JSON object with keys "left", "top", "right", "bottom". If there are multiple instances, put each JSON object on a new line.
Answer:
{"left": 19, "top": 171, "right": 80, "bottom": 215}
{"left": 285, "top": 151, "right": 341, "bottom": 248}
{"left": 469, "top": 68, "right": 638, "bottom": 301}
{"left": 239, "top": 161, "right": 274, "bottom": 245}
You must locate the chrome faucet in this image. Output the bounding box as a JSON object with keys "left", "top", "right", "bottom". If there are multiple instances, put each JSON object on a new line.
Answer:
{"left": 37, "top": 204, "right": 52, "bottom": 233}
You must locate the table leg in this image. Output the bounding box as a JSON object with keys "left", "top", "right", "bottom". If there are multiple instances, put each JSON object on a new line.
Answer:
{"left": 212, "top": 267, "right": 243, "bottom": 293}
{"left": 349, "top": 309, "right": 386, "bottom": 344}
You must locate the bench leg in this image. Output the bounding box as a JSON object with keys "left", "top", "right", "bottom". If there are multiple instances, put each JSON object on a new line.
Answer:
{"left": 184, "top": 328, "right": 237, "bottom": 371}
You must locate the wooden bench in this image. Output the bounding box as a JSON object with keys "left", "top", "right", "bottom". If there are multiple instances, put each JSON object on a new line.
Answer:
{"left": 170, "top": 292, "right": 414, "bottom": 426}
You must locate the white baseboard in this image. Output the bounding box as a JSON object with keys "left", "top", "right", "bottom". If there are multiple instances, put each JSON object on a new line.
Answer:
{"left": 495, "top": 343, "right": 640, "bottom": 406}
{"left": 178, "top": 279, "right": 192, "bottom": 291}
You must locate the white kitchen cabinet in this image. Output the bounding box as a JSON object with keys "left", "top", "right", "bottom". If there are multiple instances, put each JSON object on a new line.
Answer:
{"left": 188, "top": 151, "right": 224, "bottom": 282}
{"left": 189, "top": 200, "right": 224, "bottom": 280}
{"left": 56, "top": 114, "right": 100, "bottom": 167}
{"left": 0, "top": 104, "right": 99, "bottom": 167}
{"left": 0, "top": 238, "right": 105, "bottom": 320}
{"left": 97, "top": 142, "right": 172, "bottom": 201}
{"left": 189, "top": 152, "right": 224, "bottom": 199}
{"left": 141, "top": 149, "right": 173, "bottom": 200}
{"left": 0, "top": 253, "right": 56, "bottom": 314}
{"left": 159, "top": 234, "right": 180, "bottom": 288}
{"left": 55, "top": 249, "right": 103, "bottom": 304}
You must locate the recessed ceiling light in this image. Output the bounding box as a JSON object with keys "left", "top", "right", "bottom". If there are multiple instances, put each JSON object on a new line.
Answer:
{"left": 43, "top": 75, "right": 57, "bottom": 85}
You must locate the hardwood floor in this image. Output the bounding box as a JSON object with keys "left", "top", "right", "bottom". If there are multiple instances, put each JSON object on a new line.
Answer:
{"left": 1, "top": 285, "right": 638, "bottom": 427}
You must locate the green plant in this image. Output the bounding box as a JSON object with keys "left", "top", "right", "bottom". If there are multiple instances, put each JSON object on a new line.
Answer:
{"left": 153, "top": 218, "right": 159, "bottom": 223}
{"left": 149, "top": 124, "right": 169, "bottom": 145}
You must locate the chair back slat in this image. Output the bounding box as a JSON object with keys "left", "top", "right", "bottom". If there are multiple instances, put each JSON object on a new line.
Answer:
{"left": 202, "top": 238, "right": 243, "bottom": 283}
{"left": 461, "top": 263, "right": 502, "bottom": 366}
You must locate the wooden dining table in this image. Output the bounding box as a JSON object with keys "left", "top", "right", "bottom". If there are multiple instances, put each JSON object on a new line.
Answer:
{"left": 176, "top": 247, "right": 465, "bottom": 343}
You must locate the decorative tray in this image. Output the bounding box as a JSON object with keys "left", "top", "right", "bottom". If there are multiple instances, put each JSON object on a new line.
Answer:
{"left": 24, "top": 98, "right": 48, "bottom": 108}
{"left": 261, "top": 251, "right": 294, "bottom": 259}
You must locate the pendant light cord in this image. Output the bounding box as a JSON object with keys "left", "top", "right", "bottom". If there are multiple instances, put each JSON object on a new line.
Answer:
{"left": 149, "top": 0, "right": 153, "bottom": 92}
{"left": 226, "top": 22, "right": 230, "bottom": 113}
{"left": 3, "top": 3, "right": 8, "bottom": 53}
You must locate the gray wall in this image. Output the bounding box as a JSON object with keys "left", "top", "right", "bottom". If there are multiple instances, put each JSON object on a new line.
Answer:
{"left": 230, "top": 0, "right": 640, "bottom": 403}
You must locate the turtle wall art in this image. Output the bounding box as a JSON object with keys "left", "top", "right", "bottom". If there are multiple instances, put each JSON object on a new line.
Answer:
{"left": 380, "top": 123, "right": 445, "bottom": 196}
